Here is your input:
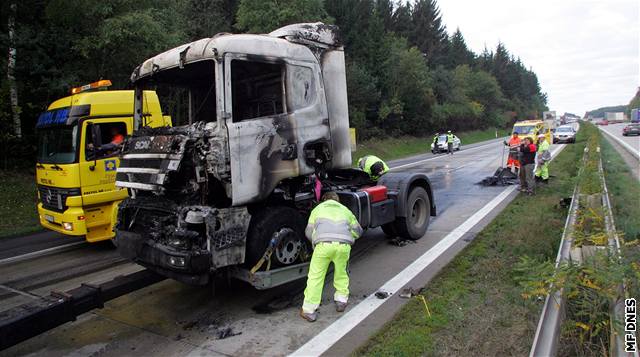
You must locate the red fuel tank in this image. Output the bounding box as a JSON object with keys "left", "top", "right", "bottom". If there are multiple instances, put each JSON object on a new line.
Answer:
{"left": 360, "top": 186, "right": 388, "bottom": 203}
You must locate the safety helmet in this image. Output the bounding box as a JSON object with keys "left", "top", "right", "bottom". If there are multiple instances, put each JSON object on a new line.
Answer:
{"left": 537, "top": 134, "right": 545, "bottom": 138}
{"left": 447, "top": 130, "right": 451, "bottom": 133}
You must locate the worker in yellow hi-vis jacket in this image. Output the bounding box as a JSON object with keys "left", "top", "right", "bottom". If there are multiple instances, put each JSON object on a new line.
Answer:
{"left": 300, "top": 192, "right": 363, "bottom": 322}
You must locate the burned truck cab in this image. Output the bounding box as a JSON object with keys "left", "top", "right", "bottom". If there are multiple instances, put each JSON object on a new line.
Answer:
{"left": 115, "top": 23, "right": 354, "bottom": 284}
{"left": 115, "top": 23, "right": 436, "bottom": 287}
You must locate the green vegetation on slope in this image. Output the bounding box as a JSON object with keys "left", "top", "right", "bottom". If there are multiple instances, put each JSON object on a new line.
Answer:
{"left": 0, "top": 170, "right": 41, "bottom": 238}
{"left": 356, "top": 125, "right": 593, "bottom": 356}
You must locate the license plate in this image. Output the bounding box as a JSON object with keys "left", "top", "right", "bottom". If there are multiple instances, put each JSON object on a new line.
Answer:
{"left": 44, "top": 214, "right": 54, "bottom": 223}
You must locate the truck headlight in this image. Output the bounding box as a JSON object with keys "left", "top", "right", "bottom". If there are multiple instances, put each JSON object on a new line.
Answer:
{"left": 168, "top": 256, "right": 186, "bottom": 267}
{"left": 62, "top": 222, "right": 73, "bottom": 231}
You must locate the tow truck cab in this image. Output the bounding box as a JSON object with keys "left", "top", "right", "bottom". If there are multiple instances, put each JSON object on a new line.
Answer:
{"left": 512, "top": 120, "right": 551, "bottom": 144}
{"left": 114, "top": 23, "right": 436, "bottom": 286}
{"left": 36, "top": 82, "right": 170, "bottom": 242}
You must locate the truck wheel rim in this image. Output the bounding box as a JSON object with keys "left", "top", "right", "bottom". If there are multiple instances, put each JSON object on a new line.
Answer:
{"left": 411, "top": 197, "right": 427, "bottom": 230}
{"left": 274, "top": 227, "right": 302, "bottom": 265}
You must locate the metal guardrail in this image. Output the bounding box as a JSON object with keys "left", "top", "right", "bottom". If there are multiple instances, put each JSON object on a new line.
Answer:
{"left": 529, "top": 182, "right": 579, "bottom": 357}
{"left": 530, "top": 147, "right": 639, "bottom": 357}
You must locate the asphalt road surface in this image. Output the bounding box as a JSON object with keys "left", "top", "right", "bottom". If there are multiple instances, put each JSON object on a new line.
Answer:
{"left": 598, "top": 123, "right": 640, "bottom": 180}
{"left": 1, "top": 137, "right": 566, "bottom": 356}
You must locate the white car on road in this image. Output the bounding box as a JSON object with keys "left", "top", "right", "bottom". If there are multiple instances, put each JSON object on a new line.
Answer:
{"left": 431, "top": 134, "right": 461, "bottom": 153}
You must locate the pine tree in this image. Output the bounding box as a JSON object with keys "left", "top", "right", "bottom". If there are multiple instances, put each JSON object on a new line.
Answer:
{"left": 391, "top": 1, "right": 412, "bottom": 39}
{"left": 409, "top": 0, "right": 448, "bottom": 65}
{"left": 447, "top": 28, "right": 475, "bottom": 68}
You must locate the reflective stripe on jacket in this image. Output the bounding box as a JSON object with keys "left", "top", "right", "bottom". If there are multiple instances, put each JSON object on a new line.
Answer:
{"left": 446, "top": 133, "right": 454, "bottom": 143}
{"left": 305, "top": 200, "right": 363, "bottom": 246}
{"left": 357, "top": 155, "right": 389, "bottom": 180}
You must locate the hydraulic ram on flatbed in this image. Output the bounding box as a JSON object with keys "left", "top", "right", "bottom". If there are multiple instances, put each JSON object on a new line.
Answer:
{"left": 0, "top": 269, "right": 165, "bottom": 351}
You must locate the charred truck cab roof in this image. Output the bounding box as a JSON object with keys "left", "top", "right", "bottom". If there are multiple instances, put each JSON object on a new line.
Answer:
{"left": 124, "top": 22, "right": 351, "bottom": 206}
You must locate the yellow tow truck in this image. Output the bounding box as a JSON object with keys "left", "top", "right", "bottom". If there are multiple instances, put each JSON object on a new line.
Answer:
{"left": 35, "top": 80, "right": 170, "bottom": 242}
{"left": 511, "top": 119, "right": 551, "bottom": 143}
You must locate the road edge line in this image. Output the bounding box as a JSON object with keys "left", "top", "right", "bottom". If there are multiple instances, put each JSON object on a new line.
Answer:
{"left": 599, "top": 127, "right": 640, "bottom": 159}
{"left": 0, "top": 241, "right": 86, "bottom": 266}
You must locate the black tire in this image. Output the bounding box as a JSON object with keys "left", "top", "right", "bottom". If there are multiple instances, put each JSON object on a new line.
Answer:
{"left": 381, "top": 222, "right": 398, "bottom": 238}
{"left": 245, "top": 206, "right": 308, "bottom": 269}
{"left": 394, "top": 186, "right": 430, "bottom": 240}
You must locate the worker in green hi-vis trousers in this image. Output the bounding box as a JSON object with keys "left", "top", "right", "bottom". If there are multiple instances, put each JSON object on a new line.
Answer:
{"left": 300, "top": 192, "right": 362, "bottom": 322}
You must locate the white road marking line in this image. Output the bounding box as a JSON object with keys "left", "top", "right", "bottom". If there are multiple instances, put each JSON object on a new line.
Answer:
{"left": 389, "top": 140, "right": 503, "bottom": 170}
{"left": 0, "top": 241, "right": 86, "bottom": 266}
{"left": 599, "top": 127, "right": 640, "bottom": 159}
{"left": 292, "top": 144, "right": 565, "bottom": 357}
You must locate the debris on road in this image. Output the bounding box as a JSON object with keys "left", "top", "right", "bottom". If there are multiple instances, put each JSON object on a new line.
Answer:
{"left": 216, "top": 326, "right": 241, "bottom": 339}
{"left": 388, "top": 238, "right": 417, "bottom": 247}
{"left": 375, "top": 291, "right": 390, "bottom": 299}
{"left": 478, "top": 167, "right": 519, "bottom": 186}
{"left": 399, "top": 287, "right": 417, "bottom": 298}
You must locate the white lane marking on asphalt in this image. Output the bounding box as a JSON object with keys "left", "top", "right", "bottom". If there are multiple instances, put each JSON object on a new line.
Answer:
{"left": 599, "top": 127, "right": 640, "bottom": 159}
{"left": 389, "top": 140, "right": 502, "bottom": 170}
{"left": 0, "top": 241, "right": 86, "bottom": 266}
{"left": 292, "top": 144, "right": 565, "bottom": 357}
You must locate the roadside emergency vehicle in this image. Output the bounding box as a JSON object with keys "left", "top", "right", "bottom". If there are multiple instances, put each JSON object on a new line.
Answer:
{"left": 511, "top": 120, "right": 551, "bottom": 144}
{"left": 35, "top": 80, "right": 170, "bottom": 242}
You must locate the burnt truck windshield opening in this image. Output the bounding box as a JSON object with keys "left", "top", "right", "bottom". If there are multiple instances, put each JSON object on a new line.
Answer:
{"left": 37, "top": 125, "right": 78, "bottom": 164}
{"left": 137, "top": 60, "right": 216, "bottom": 126}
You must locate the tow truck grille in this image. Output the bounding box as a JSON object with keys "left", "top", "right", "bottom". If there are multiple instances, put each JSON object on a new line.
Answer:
{"left": 38, "top": 186, "right": 80, "bottom": 212}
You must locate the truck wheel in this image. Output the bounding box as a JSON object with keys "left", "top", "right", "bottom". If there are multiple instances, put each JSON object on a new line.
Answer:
{"left": 245, "top": 206, "right": 308, "bottom": 269}
{"left": 381, "top": 223, "right": 398, "bottom": 238}
{"left": 395, "top": 186, "right": 430, "bottom": 240}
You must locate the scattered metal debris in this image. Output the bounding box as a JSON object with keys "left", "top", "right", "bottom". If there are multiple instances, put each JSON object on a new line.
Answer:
{"left": 399, "top": 287, "right": 417, "bottom": 299}
{"left": 388, "top": 238, "right": 416, "bottom": 247}
{"left": 216, "top": 326, "right": 241, "bottom": 339}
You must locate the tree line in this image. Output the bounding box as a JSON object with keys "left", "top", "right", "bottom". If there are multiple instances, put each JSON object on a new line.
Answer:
{"left": 1, "top": 0, "right": 547, "bottom": 163}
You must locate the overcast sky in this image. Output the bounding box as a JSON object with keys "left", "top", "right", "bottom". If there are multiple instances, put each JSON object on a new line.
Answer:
{"left": 437, "top": 0, "right": 639, "bottom": 116}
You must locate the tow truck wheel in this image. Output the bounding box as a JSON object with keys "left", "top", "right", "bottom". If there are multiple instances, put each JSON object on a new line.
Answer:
{"left": 395, "top": 186, "right": 430, "bottom": 240}
{"left": 245, "top": 206, "right": 307, "bottom": 269}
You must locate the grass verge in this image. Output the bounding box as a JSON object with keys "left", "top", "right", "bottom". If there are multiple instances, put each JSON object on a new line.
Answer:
{"left": 353, "top": 127, "right": 510, "bottom": 163}
{"left": 355, "top": 126, "right": 593, "bottom": 356}
{"left": 0, "top": 170, "right": 42, "bottom": 238}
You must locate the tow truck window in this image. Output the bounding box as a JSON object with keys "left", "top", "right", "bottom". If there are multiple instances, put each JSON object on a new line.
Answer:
{"left": 138, "top": 60, "right": 216, "bottom": 126}
{"left": 231, "top": 60, "right": 285, "bottom": 122}
{"left": 85, "top": 122, "right": 127, "bottom": 161}
{"left": 37, "top": 125, "right": 78, "bottom": 164}
{"left": 513, "top": 125, "right": 535, "bottom": 135}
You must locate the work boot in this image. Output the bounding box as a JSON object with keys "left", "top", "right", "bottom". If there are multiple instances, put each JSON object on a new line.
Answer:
{"left": 542, "top": 179, "right": 549, "bottom": 184}
{"left": 335, "top": 301, "right": 348, "bottom": 312}
{"left": 299, "top": 309, "right": 317, "bottom": 322}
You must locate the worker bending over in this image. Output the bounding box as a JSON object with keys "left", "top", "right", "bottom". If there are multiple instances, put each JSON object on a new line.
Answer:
{"left": 535, "top": 134, "right": 551, "bottom": 183}
{"left": 300, "top": 192, "right": 363, "bottom": 322}
{"left": 357, "top": 155, "right": 389, "bottom": 181}
{"left": 504, "top": 132, "right": 521, "bottom": 172}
